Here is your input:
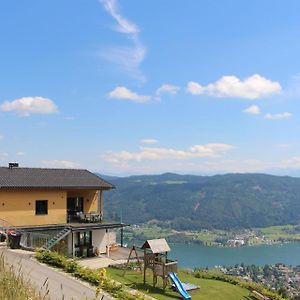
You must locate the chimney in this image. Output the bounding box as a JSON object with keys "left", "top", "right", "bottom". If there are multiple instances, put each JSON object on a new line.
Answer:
{"left": 8, "top": 162, "right": 19, "bottom": 169}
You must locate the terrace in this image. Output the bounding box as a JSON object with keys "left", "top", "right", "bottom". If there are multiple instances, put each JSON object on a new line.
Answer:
{"left": 67, "top": 211, "right": 102, "bottom": 223}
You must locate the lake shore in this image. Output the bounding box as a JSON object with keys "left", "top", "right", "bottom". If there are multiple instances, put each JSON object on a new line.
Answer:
{"left": 124, "top": 223, "right": 300, "bottom": 248}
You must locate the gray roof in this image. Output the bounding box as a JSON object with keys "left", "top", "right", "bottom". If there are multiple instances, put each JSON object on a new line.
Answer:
{"left": 141, "top": 239, "right": 171, "bottom": 253}
{"left": 0, "top": 167, "right": 114, "bottom": 190}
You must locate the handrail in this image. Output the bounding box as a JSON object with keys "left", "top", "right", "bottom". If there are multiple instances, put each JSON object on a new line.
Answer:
{"left": 153, "top": 260, "right": 177, "bottom": 266}
{"left": 0, "top": 217, "right": 24, "bottom": 234}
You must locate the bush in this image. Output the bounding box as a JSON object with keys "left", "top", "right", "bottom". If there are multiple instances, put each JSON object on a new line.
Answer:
{"left": 65, "top": 260, "right": 80, "bottom": 273}
{"left": 35, "top": 250, "right": 146, "bottom": 300}
{"left": 73, "top": 267, "right": 99, "bottom": 285}
{"left": 35, "top": 249, "right": 67, "bottom": 268}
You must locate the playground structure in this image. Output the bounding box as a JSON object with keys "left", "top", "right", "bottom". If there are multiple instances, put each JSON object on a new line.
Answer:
{"left": 169, "top": 272, "right": 192, "bottom": 300}
{"left": 124, "top": 239, "right": 193, "bottom": 299}
{"left": 141, "top": 239, "right": 178, "bottom": 289}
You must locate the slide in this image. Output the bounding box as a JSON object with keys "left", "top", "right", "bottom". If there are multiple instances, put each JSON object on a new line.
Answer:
{"left": 168, "top": 272, "right": 192, "bottom": 300}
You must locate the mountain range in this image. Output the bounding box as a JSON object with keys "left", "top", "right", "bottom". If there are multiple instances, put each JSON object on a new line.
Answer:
{"left": 100, "top": 173, "right": 300, "bottom": 230}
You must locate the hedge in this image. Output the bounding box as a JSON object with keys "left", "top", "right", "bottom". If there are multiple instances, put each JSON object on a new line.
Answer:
{"left": 35, "top": 250, "right": 146, "bottom": 300}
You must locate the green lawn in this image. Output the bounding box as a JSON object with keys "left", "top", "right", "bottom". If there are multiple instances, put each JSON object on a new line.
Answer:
{"left": 107, "top": 268, "right": 253, "bottom": 300}
{"left": 260, "top": 224, "right": 300, "bottom": 241}
{"left": 196, "top": 232, "right": 219, "bottom": 245}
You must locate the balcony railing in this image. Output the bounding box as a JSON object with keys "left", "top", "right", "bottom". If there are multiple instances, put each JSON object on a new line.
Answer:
{"left": 67, "top": 212, "right": 102, "bottom": 223}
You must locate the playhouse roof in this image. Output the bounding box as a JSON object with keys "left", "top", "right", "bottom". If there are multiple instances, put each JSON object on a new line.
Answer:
{"left": 141, "top": 238, "right": 171, "bottom": 253}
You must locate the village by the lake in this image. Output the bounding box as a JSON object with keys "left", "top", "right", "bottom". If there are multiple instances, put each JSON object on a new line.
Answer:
{"left": 125, "top": 223, "right": 300, "bottom": 248}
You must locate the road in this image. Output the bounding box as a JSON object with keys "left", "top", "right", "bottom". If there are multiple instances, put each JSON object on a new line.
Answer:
{"left": 0, "top": 245, "right": 112, "bottom": 300}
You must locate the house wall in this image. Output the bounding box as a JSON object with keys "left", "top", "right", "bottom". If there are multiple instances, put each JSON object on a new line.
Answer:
{"left": 67, "top": 190, "right": 99, "bottom": 213}
{"left": 0, "top": 189, "right": 67, "bottom": 226}
{"left": 92, "top": 229, "right": 116, "bottom": 254}
{"left": 0, "top": 189, "right": 100, "bottom": 227}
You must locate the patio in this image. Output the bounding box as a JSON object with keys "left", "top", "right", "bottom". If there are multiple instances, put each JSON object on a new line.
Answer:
{"left": 78, "top": 246, "right": 143, "bottom": 269}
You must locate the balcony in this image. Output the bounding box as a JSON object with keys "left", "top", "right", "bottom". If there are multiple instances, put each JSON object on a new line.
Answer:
{"left": 67, "top": 212, "right": 102, "bottom": 224}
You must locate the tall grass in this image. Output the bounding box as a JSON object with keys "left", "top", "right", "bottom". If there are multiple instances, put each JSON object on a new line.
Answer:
{"left": 0, "top": 254, "right": 47, "bottom": 300}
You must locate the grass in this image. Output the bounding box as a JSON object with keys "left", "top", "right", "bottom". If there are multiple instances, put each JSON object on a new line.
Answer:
{"left": 106, "top": 268, "right": 253, "bottom": 300}
{"left": 34, "top": 250, "right": 284, "bottom": 300}
{"left": 124, "top": 225, "right": 221, "bottom": 246}
{"left": 260, "top": 224, "right": 300, "bottom": 241}
{"left": 195, "top": 232, "right": 219, "bottom": 245}
{"left": 0, "top": 254, "right": 46, "bottom": 300}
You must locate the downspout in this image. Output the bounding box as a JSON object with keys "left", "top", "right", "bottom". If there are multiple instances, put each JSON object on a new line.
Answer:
{"left": 72, "top": 232, "right": 75, "bottom": 258}
{"left": 106, "top": 228, "right": 110, "bottom": 258}
{"left": 120, "top": 227, "right": 124, "bottom": 247}
{"left": 98, "top": 190, "right": 103, "bottom": 221}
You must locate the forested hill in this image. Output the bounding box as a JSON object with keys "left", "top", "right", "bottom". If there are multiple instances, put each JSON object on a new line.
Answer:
{"left": 100, "top": 173, "right": 300, "bottom": 230}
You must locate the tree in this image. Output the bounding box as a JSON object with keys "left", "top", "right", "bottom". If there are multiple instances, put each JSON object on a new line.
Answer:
{"left": 278, "top": 287, "right": 289, "bottom": 298}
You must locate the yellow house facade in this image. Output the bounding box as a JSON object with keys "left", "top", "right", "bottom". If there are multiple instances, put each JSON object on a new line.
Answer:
{"left": 0, "top": 189, "right": 99, "bottom": 227}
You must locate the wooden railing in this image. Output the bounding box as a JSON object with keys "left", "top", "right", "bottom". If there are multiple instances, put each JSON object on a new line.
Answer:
{"left": 154, "top": 260, "right": 177, "bottom": 276}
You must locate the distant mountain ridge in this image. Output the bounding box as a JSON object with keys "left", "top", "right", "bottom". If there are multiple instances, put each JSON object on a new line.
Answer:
{"left": 98, "top": 173, "right": 300, "bottom": 230}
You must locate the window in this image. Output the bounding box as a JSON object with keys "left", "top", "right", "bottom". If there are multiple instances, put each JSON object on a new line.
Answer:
{"left": 35, "top": 200, "right": 48, "bottom": 215}
{"left": 75, "top": 231, "right": 92, "bottom": 246}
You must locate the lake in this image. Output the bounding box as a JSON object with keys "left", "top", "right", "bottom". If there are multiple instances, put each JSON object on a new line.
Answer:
{"left": 167, "top": 242, "right": 300, "bottom": 269}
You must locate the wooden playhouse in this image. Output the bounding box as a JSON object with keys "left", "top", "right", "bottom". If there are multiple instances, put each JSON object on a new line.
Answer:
{"left": 141, "top": 238, "right": 178, "bottom": 290}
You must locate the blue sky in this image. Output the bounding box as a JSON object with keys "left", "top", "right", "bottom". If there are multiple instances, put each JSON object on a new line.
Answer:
{"left": 1, "top": 0, "right": 300, "bottom": 175}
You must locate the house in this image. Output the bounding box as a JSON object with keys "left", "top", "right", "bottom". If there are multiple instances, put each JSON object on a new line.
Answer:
{"left": 0, "top": 163, "right": 126, "bottom": 257}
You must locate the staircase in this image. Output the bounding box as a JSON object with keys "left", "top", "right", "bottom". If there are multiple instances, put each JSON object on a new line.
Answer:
{"left": 42, "top": 227, "right": 71, "bottom": 250}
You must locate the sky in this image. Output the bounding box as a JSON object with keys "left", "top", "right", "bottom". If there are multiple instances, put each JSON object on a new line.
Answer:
{"left": 1, "top": 0, "right": 300, "bottom": 176}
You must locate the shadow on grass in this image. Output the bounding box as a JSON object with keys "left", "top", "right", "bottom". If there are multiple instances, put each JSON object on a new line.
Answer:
{"left": 125, "top": 282, "right": 181, "bottom": 299}
{"left": 243, "top": 296, "right": 258, "bottom": 300}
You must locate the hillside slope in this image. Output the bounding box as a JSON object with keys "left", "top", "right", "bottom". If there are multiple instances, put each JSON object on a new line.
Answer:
{"left": 101, "top": 173, "right": 300, "bottom": 230}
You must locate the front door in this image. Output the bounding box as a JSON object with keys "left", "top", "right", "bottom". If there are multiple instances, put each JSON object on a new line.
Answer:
{"left": 75, "top": 231, "right": 93, "bottom": 257}
{"left": 67, "top": 197, "right": 84, "bottom": 222}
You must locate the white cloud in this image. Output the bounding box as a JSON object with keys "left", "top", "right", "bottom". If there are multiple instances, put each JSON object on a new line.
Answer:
{"left": 101, "top": 45, "right": 146, "bottom": 81}
{"left": 243, "top": 105, "right": 261, "bottom": 115}
{"left": 156, "top": 84, "right": 180, "bottom": 97}
{"left": 280, "top": 157, "right": 300, "bottom": 169}
{"left": 187, "top": 74, "right": 281, "bottom": 99}
{"left": 101, "top": 0, "right": 138, "bottom": 34}
{"left": 0, "top": 96, "right": 58, "bottom": 116}
{"left": 100, "top": 156, "right": 272, "bottom": 175}
{"left": 276, "top": 144, "right": 291, "bottom": 148}
{"left": 0, "top": 135, "right": 4, "bottom": 141}
{"left": 16, "top": 151, "right": 25, "bottom": 156}
{"left": 108, "top": 86, "right": 151, "bottom": 103}
{"left": 100, "top": 0, "right": 146, "bottom": 81}
{"left": 264, "top": 112, "right": 292, "bottom": 120}
{"left": 42, "top": 160, "right": 80, "bottom": 169}
{"left": 104, "top": 143, "right": 234, "bottom": 163}
{"left": 189, "top": 143, "right": 234, "bottom": 154}
{"left": 140, "top": 139, "right": 159, "bottom": 145}
{"left": 186, "top": 81, "right": 205, "bottom": 95}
